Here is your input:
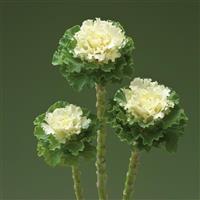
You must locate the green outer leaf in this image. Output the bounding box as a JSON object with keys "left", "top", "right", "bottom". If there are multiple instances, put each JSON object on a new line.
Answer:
{"left": 114, "top": 89, "right": 126, "bottom": 104}
{"left": 33, "top": 113, "right": 45, "bottom": 126}
{"left": 46, "top": 150, "right": 62, "bottom": 167}
{"left": 48, "top": 134, "right": 61, "bottom": 151}
{"left": 33, "top": 101, "right": 98, "bottom": 167}
{"left": 34, "top": 126, "right": 48, "bottom": 140}
{"left": 108, "top": 90, "right": 188, "bottom": 152}
{"left": 47, "top": 100, "right": 68, "bottom": 112}
{"left": 168, "top": 90, "right": 180, "bottom": 105}
{"left": 162, "top": 106, "right": 188, "bottom": 130}
{"left": 80, "top": 143, "right": 96, "bottom": 160}
{"left": 66, "top": 141, "right": 85, "bottom": 156}
{"left": 139, "top": 129, "right": 164, "bottom": 146}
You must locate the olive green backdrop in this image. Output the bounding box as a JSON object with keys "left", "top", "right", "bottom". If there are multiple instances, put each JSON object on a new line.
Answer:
{"left": 0, "top": 0, "right": 199, "bottom": 199}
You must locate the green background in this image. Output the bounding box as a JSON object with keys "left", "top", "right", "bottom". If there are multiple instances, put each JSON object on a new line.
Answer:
{"left": 1, "top": 0, "right": 199, "bottom": 199}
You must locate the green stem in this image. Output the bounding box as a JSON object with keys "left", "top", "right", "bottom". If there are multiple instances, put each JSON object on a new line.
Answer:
{"left": 71, "top": 165, "right": 84, "bottom": 200}
{"left": 95, "top": 83, "right": 108, "bottom": 200}
{"left": 122, "top": 149, "right": 139, "bottom": 200}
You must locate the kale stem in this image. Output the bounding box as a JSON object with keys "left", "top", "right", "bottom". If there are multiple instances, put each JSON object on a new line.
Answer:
{"left": 71, "top": 165, "right": 84, "bottom": 200}
{"left": 95, "top": 83, "right": 108, "bottom": 200}
{"left": 122, "top": 149, "right": 139, "bottom": 200}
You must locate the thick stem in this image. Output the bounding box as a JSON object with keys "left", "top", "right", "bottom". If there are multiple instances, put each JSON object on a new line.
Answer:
{"left": 71, "top": 165, "right": 84, "bottom": 200}
{"left": 95, "top": 83, "right": 107, "bottom": 200}
{"left": 122, "top": 149, "right": 139, "bottom": 200}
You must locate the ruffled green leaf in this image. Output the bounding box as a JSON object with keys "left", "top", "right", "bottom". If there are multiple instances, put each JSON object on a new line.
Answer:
{"left": 115, "top": 126, "right": 138, "bottom": 146}
{"left": 139, "top": 129, "right": 164, "bottom": 146}
{"left": 62, "top": 73, "right": 94, "bottom": 91}
{"left": 33, "top": 113, "right": 45, "bottom": 126}
{"left": 48, "top": 135, "right": 61, "bottom": 151}
{"left": 80, "top": 143, "right": 96, "bottom": 160}
{"left": 47, "top": 100, "right": 68, "bottom": 112}
{"left": 163, "top": 106, "right": 188, "bottom": 130}
{"left": 65, "top": 141, "right": 84, "bottom": 156}
{"left": 52, "top": 25, "right": 80, "bottom": 66}
{"left": 37, "top": 141, "right": 47, "bottom": 157}
{"left": 114, "top": 89, "right": 126, "bottom": 105}
{"left": 168, "top": 90, "right": 180, "bottom": 105}
{"left": 45, "top": 150, "right": 62, "bottom": 167}
{"left": 34, "top": 126, "right": 47, "bottom": 140}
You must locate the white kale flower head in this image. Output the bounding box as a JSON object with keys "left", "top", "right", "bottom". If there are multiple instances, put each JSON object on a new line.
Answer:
{"left": 41, "top": 104, "right": 91, "bottom": 143}
{"left": 120, "top": 78, "right": 175, "bottom": 123}
{"left": 73, "top": 18, "right": 126, "bottom": 63}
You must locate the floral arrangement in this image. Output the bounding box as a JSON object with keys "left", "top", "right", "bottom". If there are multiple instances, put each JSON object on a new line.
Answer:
{"left": 33, "top": 18, "right": 188, "bottom": 199}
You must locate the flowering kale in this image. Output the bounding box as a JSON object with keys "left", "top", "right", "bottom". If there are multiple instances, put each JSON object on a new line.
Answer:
{"left": 52, "top": 18, "right": 134, "bottom": 91}
{"left": 108, "top": 78, "right": 188, "bottom": 152}
{"left": 33, "top": 101, "right": 97, "bottom": 167}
